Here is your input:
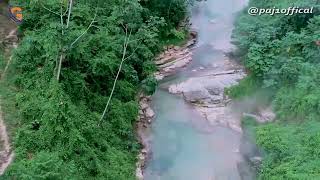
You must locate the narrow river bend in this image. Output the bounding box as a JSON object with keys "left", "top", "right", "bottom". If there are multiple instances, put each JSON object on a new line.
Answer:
{"left": 144, "top": 0, "right": 255, "bottom": 180}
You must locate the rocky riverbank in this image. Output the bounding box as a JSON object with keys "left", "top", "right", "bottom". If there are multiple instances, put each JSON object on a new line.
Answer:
{"left": 136, "top": 94, "right": 153, "bottom": 180}
{"left": 154, "top": 31, "right": 197, "bottom": 80}
{"left": 136, "top": 32, "right": 197, "bottom": 180}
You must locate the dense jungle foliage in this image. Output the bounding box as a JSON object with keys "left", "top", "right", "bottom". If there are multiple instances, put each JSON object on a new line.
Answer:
{"left": 233, "top": 0, "right": 320, "bottom": 179}
{"left": 0, "top": 0, "right": 189, "bottom": 179}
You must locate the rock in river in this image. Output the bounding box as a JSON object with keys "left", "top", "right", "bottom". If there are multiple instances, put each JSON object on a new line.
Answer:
{"left": 169, "top": 71, "right": 245, "bottom": 104}
{"left": 145, "top": 107, "right": 155, "bottom": 119}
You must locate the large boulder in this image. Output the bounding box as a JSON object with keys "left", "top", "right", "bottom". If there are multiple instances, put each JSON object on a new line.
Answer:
{"left": 183, "top": 88, "right": 212, "bottom": 103}
{"left": 169, "top": 72, "right": 245, "bottom": 104}
{"left": 145, "top": 107, "right": 155, "bottom": 119}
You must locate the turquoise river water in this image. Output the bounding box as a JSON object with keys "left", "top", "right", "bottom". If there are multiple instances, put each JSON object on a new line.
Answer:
{"left": 144, "top": 0, "right": 256, "bottom": 180}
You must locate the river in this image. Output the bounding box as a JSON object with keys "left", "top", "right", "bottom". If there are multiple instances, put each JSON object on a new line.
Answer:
{"left": 143, "top": 0, "right": 256, "bottom": 180}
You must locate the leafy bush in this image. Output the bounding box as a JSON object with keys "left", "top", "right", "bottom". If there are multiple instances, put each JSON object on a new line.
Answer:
{"left": 233, "top": 0, "right": 320, "bottom": 179}
{"left": 256, "top": 122, "right": 320, "bottom": 180}
{"left": 226, "top": 75, "right": 262, "bottom": 99}
{"left": 1, "top": 0, "right": 188, "bottom": 179}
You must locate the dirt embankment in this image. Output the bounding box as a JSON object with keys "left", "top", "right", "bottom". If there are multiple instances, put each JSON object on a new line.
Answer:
{"left": 0, "top": 5, "right": 18, "bottom": 175}
{"left": 0, "top": 101, "right": 14, "bottom": 175}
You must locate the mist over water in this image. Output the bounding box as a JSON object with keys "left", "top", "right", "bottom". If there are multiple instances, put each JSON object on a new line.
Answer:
{"left": 144, "top": 0, "right": 255, "bottom": 179}
{"left": 144, "top": 91, "right": 252, "bottom": 180}
{"left": 191, "top": 0, "right": 245, "bottom": 51}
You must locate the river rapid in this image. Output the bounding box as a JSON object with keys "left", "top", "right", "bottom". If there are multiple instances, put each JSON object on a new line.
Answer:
{"left": 143, "top": 0, "right": 257, "bottom": 180}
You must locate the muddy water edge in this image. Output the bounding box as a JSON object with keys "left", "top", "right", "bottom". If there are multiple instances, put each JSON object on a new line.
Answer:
{"left": 137, "top": 0, "right": 261, "bottom": 180}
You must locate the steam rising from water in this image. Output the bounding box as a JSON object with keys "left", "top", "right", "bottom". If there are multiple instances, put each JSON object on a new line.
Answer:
{"left": 191, "top": 0, "right": 246, "bottom": 52}
{"left": 144, "top": 1, "right": 256, "bottom": 180}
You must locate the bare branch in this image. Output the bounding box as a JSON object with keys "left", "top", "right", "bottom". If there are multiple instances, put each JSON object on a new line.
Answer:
{"left": 41, "top": 1, "right": 68, "bottom": 16}
{"left": 128, "top": 38, "right": 143, "bottom": 44}
{"left": 56, "top": 5, "right": 98, "bottom": 81}
{"left": 98, "top": 27, "right": 143, "bottom": 126}
{"left": 69, "top": 12, "right": 97, "bottom": 49}
{"left": 56, "top": 1, "right": 65, "bottom": 81}
{"left": 56, "top": 54, "right": 64, "bottom": 81}
{"left": 66, "top": 0, "right": 73, "bottom": 28}
{"left": 42, "top": 5, "right": 60, "bottom": 16}
{"left": 60, "top": 2, "right": 64, "bottom": 35}
{"left": 63, "top": 4, "right": 69, "bottom": 16}
{"left": 98, "top": 27, "right": 131, "bottom": 126}
{"left": 123, "top": 41, "right": 141, "bottom": 61}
